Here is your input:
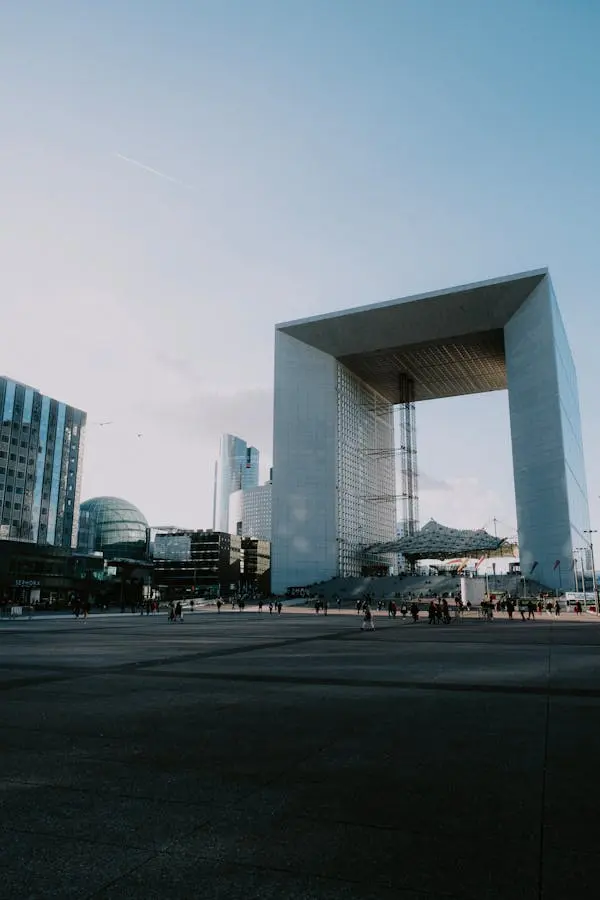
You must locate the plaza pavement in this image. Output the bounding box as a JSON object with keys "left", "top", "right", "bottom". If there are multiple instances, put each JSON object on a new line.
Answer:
{"left": 1, "top": 608, "right": 600, "bottom": 899}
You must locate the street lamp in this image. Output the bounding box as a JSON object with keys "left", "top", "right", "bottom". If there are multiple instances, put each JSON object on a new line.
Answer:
{"left": 583, "top": 530, "right": 599, "bottom": 616}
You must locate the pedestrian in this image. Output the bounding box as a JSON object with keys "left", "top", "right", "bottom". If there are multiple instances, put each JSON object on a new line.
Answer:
{"left": 428, "top": 601, "right": 436, "bottom": 625}
{"left": 216, "top": 598, "right": 222, "bottom": 613}
{"left": 258, "top": 599, "right": 263, "bottom": 613}
{"left": 410, "top": 601, "right": 419, "bottom": 622}
{"left": 269, "top": 601, "right": 274, "bottom": 614}
{"left": 168, "top": 601, "right": 175, "bottom": 623}
{"left": 323, "top": 598, "right": 328, "bottom": 616}
{"left": 527, "top": 600, "right": 536, "bottom": 620}
{"left": 277, "top": 600, "right": 283, "bottom": 614}
{"left": 441, "top": 598, "right": 451, "bottom": 624}
{"left": 361, "top": 606, "right": 375, "bottom": 631}
{"left": 506, "top": 599, "right": 514, "bottom": 620}
{"left": 175, "top": 601, "right": 183, "bottom": 622}
{"left": 554, "top": 599, "right": 561, "bottom": 616}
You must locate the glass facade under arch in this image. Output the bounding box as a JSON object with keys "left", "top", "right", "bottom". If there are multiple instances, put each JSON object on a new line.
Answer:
{"left": 77, "top": 496, "right": 149, "bottom": 560}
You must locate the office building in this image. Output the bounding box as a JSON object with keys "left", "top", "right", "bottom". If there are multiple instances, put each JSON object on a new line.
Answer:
{"left": 0, "top": 377, "right": 86, "bottom": 547}
{"left": 241, "top": 537, "right": 271, "bottom": 594}
{"left": 153, "top": 529, "right": 242, "bottom": 599}
{"left": 229, "top": 480, "right": 272, "bottom": 541}
{"left": 272, "top": 270, "right": 590, "bottom": 593}
{"left": 213, "top": 434, "right": 259, "bottom": 533}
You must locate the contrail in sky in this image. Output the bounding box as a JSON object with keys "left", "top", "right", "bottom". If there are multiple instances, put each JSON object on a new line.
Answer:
{"left": 114, "top": 153, "right": 193, "bottom": 189}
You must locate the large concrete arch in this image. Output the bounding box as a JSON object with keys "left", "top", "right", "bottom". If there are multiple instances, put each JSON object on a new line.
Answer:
{"left": 271, "top": 270, "right": 590, "bottom": 594}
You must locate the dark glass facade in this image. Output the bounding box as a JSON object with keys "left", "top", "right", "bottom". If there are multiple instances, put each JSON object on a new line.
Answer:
{"left": 77, "top": 497, "right": 149, "bottom": 560}
{"left": 153, "top": 530, "right": 242, "bottom": 599}
{"left": 0, "top": 377, "right": 86, "bottom": 548}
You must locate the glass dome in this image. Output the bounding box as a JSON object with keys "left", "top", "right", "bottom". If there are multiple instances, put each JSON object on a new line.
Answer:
{"left": 78, "top": 497, "right": 149, "bottom": 560}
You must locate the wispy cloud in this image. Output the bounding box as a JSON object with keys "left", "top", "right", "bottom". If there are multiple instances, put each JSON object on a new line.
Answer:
{"left": 114, "top": 153, "right": 193, "bottom": 189}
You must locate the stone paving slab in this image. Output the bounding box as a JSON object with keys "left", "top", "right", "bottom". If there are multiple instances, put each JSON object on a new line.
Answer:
{"left": 1, "top": 613, "right": 600, "bottom": 898}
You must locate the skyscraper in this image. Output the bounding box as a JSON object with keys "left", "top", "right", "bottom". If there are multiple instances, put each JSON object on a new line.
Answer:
{"left": 0, "top": 377, "right": 86, "bottom": 547}
{"left": 229, "top": 481, "right": 272, "bottom": 542}
{"left": 213, "top": 434, "right": 259, "bottom": 533}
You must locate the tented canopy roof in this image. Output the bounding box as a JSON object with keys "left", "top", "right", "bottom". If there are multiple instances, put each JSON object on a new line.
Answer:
{"left": 367, "top": 519, "right": 507, "bottom": 560}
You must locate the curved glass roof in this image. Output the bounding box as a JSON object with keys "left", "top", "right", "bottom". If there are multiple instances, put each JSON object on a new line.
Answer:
{"left": 78, "top": 496, "right": 148, "bottom": 560}
{"left": 367, "top": 519, "right": 506, "bottom": 560}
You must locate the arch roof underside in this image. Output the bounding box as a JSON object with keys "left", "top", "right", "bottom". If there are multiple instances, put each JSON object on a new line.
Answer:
{"left": 277, "top": 270, "right": 546, "bottom": 404}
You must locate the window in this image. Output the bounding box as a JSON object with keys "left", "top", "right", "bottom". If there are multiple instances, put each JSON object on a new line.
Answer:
{"left": 12, "top": 519, "right": 18, "bottom": 527}
{"left": 4, "top": 501, "right": 10, "bottom": 508}
{"left": 0, "top": 452, "right": 6, "bottom": 459}
{"left": 1, "top": 436, "right": 8, "bottom": 443}
{"left": 15, "top": 487, "right": 23, "bottom": 494}
{"left": 0, "top": 467, "right": 4, "bottom": 475}
{"left": 14, "top": 503, "right": 21, "bottom": 510}
{"left": 18, "top": 456, "right": 25, "bottom": 464}
{"left": 20, "top": 441, "right": 27, "bottom": 448}
{"left": 8, "top": 469, "right": 14, "bottom": 477}
{"left": 5, "top": 486, "right": 12, "bottom": 493}
{"left": 9, "top": 454, "right": 16, "bottom": 461}
{"left": 10, "top": 438, "right": 17, "bottom": 445}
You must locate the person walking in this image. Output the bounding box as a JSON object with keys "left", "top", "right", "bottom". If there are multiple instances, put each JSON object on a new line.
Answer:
{"left": 175, "top": 600, "right": 183, "bottom": 622}
{"left": 361, "top": 605, "right": 375, "bottom": 631}
{"left": 277, "top": 600, "right": 283, "bottom": 614}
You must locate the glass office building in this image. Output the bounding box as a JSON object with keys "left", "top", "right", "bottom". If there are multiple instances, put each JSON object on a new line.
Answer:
{"left": 0, "top": 377, "right": 86, "bottom": 548}
{"left": 229, "top": 482, "right": 272, "bottom": 541}
{"left": 213, "top": 434, "right": 259, "bottom": 533}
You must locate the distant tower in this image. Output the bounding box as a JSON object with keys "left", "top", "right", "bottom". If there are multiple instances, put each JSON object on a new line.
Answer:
{"left": 213, "top": 434, "right": 259, "bottom": 533}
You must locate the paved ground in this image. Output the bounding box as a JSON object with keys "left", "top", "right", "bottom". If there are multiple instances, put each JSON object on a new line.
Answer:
{"left": 1, "top": 609, "right": 600, "bottom": 899}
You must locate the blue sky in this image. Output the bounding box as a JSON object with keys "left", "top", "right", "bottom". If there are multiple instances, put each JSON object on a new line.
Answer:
{"left": 1, "top": 0, "right": 599, "bottom": 542}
